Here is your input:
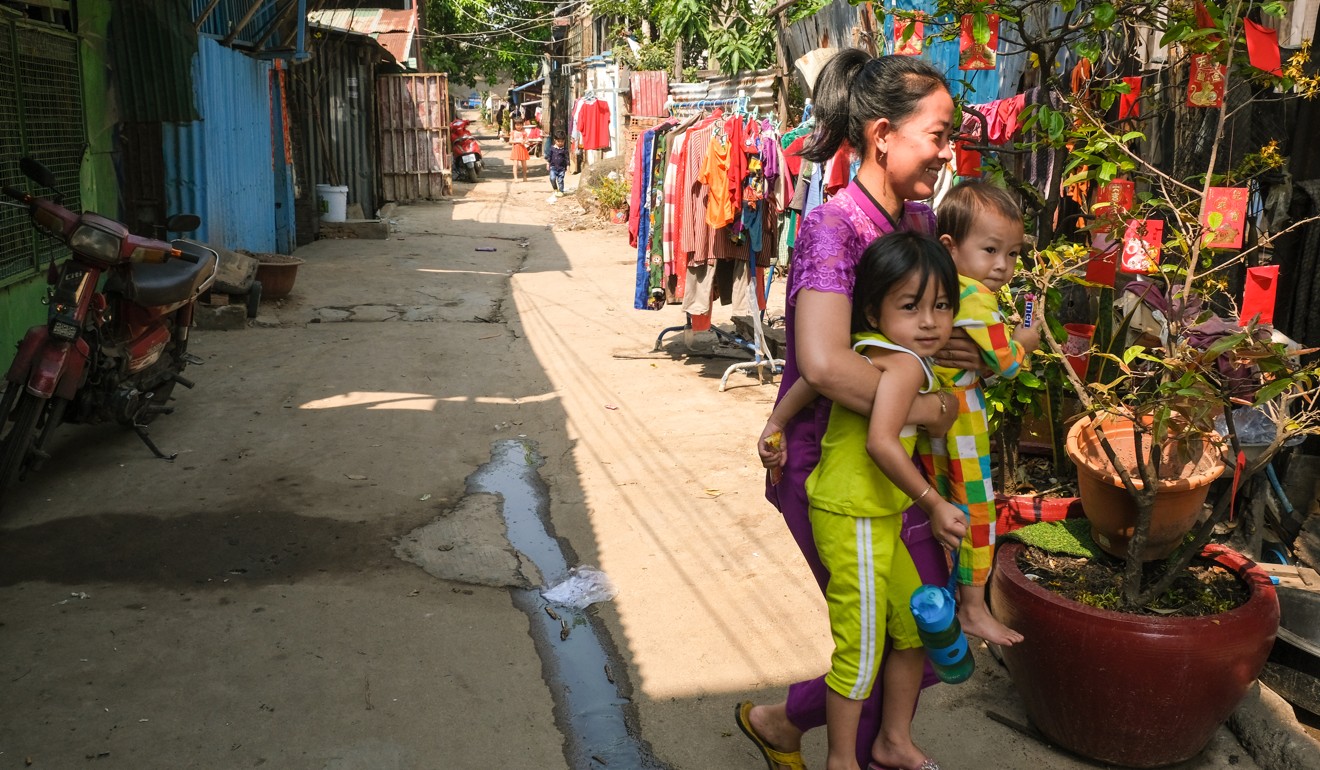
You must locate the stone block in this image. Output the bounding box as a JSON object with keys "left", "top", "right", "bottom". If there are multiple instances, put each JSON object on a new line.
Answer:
{"left": 194, "top": 303, "right": 247, "bottom": 331}
{"left": 318, "top": 219, "right": 389, "bottom": 240}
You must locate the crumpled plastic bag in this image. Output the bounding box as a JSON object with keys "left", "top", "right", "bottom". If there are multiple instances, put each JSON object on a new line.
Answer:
{"left": 541, "top": 566, "right": 617, "bottom": 608}
{"left": 1214, "top": 405, "right": 1303, "bottom": 448}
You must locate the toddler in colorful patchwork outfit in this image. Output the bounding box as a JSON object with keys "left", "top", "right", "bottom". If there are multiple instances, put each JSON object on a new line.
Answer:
{"left": 929, "top": 180, "right": 1041, "bottom": 647}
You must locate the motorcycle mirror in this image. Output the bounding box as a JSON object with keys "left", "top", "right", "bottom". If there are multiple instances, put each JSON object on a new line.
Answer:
{"left": 19, "top": 157, "right": 58, "bottom": 191}
{"left": 164, "top": 213, "right": 201, "bottom": 233}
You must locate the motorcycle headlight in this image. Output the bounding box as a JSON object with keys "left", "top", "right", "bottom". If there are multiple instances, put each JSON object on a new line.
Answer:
{"left": 70, "top": 223, "right": 123, "bottom": 263}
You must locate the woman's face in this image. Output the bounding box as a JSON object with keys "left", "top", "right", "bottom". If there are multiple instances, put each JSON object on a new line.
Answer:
{"left": 873, "top": 90, "right": 956, "bottom": 201}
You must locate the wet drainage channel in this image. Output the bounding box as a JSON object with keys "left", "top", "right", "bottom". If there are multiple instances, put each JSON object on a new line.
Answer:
{"left": 471, "top": 439, "right": 660, "bottom": 769}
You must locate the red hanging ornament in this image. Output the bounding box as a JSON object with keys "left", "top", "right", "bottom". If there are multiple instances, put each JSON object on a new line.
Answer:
{"left": 1200, "top": 187, "right": 1248, "bottom": 250}
{"left": 959, "top": 14, "right": 998, "bottom": 70}
{"left": 1118, "top": 77, "right": 1142, "bottom": 119}
{"left": 1244, "top": 18, "right": 1283, "bottom": 76}
{"left": 894, "top": 13, "right": 925, "bottom": 56}
{"left": 1240, "top": 266, "right": 1279, "bottom": 326}
{"left": 1121, "top": 219, "right": 1163, "bottom": 274}
{"left": 1187, "top": 53, "right": 1226, "bottom": 107}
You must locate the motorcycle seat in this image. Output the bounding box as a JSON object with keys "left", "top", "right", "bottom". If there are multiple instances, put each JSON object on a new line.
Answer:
{"left": 122, "top": 251, "right": 218, "bottom": 307}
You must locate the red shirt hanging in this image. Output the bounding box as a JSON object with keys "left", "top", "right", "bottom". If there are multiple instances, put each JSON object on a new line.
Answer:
{"left": 580, "top": 100, "right": 612, "bottom": 150}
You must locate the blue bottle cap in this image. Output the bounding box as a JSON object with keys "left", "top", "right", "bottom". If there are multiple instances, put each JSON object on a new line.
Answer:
{"left": 910, "top": 585, "right": 956, "bottom": 632}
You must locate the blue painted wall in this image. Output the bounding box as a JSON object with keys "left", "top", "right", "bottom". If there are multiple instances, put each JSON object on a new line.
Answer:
{"left": 163, "top": 37, "right": 295, "bottom": 253}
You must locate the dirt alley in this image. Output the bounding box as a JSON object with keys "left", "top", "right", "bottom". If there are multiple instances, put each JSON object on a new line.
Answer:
{"left": 0, "top": 133, "right": 1267, "bottom": 770}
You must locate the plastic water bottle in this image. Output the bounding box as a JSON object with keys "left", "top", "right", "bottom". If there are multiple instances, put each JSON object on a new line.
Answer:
{"left": 909, "top": 554, "right": 975, "bottom": 684}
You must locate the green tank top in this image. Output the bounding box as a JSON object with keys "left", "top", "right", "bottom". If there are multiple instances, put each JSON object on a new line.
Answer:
{"left": 805, "top": 331, "right": 936, "bottom": 518}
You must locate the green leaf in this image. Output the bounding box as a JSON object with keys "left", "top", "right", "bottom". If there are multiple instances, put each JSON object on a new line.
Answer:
{"left": 1253, "top": 377, "right": 1295, "bottom": 405}
{"left": 1018, "top": 371, "right": 1042, "bottom": 388}
{"left": 1122, "top": 345, "right": 1146, "bottom": 364}
{"left": 1120, "top": 131, "right": 1145, "bottom": 143}
{"left": 1092, "top": 3, "right": 1116, "bottom": 29}
{"left": 1099, "top": 161, "right": 1117, "bottom": 181}
{"left": 1203, "top": 332, "right": 1249, "bottom": 362}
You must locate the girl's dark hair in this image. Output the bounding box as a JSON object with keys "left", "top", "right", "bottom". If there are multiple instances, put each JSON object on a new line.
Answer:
{"left": 802, "top": 49, "right": 949, "bottom": 163}
{"left": 852, "top": 231, "right": 960, "bottom": 334}
{"left": 936, "top": 180, "right": 1023, "bottom": 244}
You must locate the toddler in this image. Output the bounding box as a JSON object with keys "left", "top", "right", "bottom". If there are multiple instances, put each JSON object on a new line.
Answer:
{"left": 930, "top": 179, "right": 1042, "bottom": 647}
{"left": 509, "top": 118, "right": 529, "bottom": 181}
{"left": 547, "top": 132, "right": 569, "bottom": 195}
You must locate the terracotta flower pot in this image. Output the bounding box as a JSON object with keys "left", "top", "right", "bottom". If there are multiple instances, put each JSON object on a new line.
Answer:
{"left": 1065, "top": 413, "right": 1224, "bottom": 560}
{"left": 990, "top": 542, "right": 1278, "bottom": 767}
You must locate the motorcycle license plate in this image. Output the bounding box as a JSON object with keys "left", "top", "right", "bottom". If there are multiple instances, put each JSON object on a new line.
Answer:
{"left": 462, "top": 154, "right": 476, "bottom": 164}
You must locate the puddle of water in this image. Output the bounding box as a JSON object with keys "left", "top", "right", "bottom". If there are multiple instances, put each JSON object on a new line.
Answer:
{"left": 471, "top": 439, "right": 661, "bottom": 769}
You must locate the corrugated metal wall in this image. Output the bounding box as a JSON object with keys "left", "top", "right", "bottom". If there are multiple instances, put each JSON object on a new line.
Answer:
{"left": 289, "top": 32, "right": 379, "bottom": 231}
{"left": 377, "top": 73, "right": 449, "bottom": 202}
{"left": 629, "top": 71, "right": 668, "bottom": 117}
{"left": 668, "top": 69, "right": 779, "bottom": 115}
{"left": 781, "top": 0, "right": 1037, "bottom": 102}
{"left": 162, "top": 36, "right": 283, "bottom": 253}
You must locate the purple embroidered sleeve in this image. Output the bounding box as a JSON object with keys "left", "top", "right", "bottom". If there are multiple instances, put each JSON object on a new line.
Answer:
{"left": 788, "top": 206, "right": 860, "bottom": 307}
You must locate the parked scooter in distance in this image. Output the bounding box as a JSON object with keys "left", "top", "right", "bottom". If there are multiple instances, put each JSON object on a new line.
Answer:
{"left": 0, "top": 157, "right": 218, "bottom": 507}
{"left": 450, "top": 118, "right": 483, "bottom": 183}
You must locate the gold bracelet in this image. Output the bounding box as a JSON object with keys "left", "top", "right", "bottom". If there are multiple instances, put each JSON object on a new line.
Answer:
{"left": 936, "top": 391, "right": 948, "bottom": 414}
{"left": 914, "top": 484, "right": 933, "bottom": 505}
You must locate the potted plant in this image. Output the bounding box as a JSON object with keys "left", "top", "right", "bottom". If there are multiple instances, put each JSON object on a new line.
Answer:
{"left": 591, "top": 174, "right": 630, "bottom": 224}
{"left": 920, "top": 0, "right": 1320, "bottom": 764}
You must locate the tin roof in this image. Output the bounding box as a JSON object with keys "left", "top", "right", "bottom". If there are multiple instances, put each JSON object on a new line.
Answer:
{"left": 306, "top": 7, "right": 416, "bottom": 64}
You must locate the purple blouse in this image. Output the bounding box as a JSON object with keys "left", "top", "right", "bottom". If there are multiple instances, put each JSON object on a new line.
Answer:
{"left": 769, "top": 182, "right": 936, "bottom": 522}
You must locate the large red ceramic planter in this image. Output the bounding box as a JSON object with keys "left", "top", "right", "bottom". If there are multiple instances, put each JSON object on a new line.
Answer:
{"left": 990, "top": 542, "right": 1278, "bottom": 767}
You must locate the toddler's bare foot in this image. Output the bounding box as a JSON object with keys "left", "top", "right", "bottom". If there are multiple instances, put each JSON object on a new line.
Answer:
{"left": 959, "top": 601, "right": 1023, "bottom": 646}
{"left": 870, "top": 734, "right": 935, "bottom": 770}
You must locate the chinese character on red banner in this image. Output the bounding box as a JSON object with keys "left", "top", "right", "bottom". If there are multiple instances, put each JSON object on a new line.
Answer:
{"left": 959, "top": 14, "right": 998, "bottom": 70}
{"left": 1121, "top": 219, "right": 1163, "bottom": 274}
{"left": 1093, "top": 179, "right": 1135, "bottom": 218}
{"left": 894, "top": 13, "right": 925, "bottom": 56}
{"left": 1187, "top": 54, "right": 1226, "bottom": 107}
{"left": 1200, "top": 187, "right": 1248, "bottom": 250}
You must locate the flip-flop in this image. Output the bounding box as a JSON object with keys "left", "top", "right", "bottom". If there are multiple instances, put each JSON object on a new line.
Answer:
{"left": 868, "top": 760, "right": 940, "bottom": 770}
{"left": 734, "top": 701, "right": 808, "bottom": 770}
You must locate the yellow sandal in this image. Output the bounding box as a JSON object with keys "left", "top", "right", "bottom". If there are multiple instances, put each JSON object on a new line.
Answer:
{"left": 734, "top": 701, "right": 808, "bottom": 770}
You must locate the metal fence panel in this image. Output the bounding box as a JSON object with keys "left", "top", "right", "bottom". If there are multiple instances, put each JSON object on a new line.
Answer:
{"left": 629, "top": 71, "right": 668, "bottom": 117}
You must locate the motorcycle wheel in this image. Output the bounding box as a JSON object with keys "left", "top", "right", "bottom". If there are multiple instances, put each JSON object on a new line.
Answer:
{"left": 0, "top": 389, "right": 46, "bottom": 502}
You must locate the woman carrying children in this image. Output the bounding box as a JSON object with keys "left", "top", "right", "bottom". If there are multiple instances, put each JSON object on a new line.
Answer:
{"left": 737, "top": 50, "right": 984, "bottom": 770}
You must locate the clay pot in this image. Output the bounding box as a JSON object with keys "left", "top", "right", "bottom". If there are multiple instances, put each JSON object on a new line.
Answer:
{"left": 990, "top": 542, "right": 1278, "bottom": 767}
{"left": 1065, "top": 413, "right": 1224, "bottom": 560}
{"left": 254, "top": 254, "right": 305, "bottom": 300}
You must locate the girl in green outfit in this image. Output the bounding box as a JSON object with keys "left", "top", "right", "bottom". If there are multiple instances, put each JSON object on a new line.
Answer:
{"left": 763, "top": 231, "right": 966, "bottom": 770}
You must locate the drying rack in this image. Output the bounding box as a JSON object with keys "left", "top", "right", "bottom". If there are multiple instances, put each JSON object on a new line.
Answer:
{"left": 651, "top": 89, "right": 784, "bottom": 390}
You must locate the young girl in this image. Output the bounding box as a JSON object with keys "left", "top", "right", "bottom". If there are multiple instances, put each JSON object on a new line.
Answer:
{"left": 929, "top": 180, "right": 1042, "bottom": 647}
{"left": 764, "top": 231, "right": 967, "bottom": 770}
{"left": 509, "top": 118, "right": 530, "bottom": 181}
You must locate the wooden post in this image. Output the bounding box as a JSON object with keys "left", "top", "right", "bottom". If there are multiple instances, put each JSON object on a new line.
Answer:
{"left": 774, "top": 12, "right": 791, "bottom": 126}
{"left": 860, "top": 2, "right": 880, "bottom": 56}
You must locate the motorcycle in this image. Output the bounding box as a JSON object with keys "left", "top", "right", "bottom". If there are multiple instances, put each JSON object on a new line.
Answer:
{"left": 0, "top": 157, "right": 218, "bottom": 504}
{"left": 450, "top": 118, "right": 484, "bottom": 183}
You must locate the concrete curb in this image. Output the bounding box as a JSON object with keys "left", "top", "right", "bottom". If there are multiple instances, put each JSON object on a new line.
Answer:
{"left": 1230, "top": 682, "right": 1320, "bottom": 770}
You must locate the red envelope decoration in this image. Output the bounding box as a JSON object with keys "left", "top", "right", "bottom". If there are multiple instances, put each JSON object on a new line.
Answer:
{"left": 1240, "top": 266, "right": 1279, "bottom": 326}
{"left": 1187, "top": 53, "right": 1226, "bottom": 107}
{"left": 1094, "top": 179, "right": 1135, "bottom": 218}
{"left": 1118, "top": 76, "right": 1142, "bottom": 119}
{"left": 959, "top": 14, "right": 999, "bottom": 70}
{"left": 1244, "top": 18, "right": 1283, "bottom": 76}
{"left": 1200, "top": 186, "right": 1248, "bottom": 250}
{"left": 1121, "top": 219, "right": 1163, "bottom": 274}
{"left": 894, "top": 13, "right": 925, "bottom": 56}
{"left": 955, "top": 139, "right": 981, "bottom": 176}
{"left": 1086, "top": 231, "right": 1120, "bottom": 286}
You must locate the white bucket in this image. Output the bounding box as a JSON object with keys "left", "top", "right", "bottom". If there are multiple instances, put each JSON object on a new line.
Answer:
{"left": 316, "top": 184, "right": 348, "bottom": 222}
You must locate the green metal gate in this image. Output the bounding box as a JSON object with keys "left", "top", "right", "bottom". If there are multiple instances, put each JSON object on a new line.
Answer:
{"left": 0, "top": 13, "right": 85, "bottom": 285}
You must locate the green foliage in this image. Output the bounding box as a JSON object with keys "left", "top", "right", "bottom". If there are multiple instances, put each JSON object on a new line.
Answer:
{"left": 592, "top": 175, "right": 630, "bottom": 211}
{"left": 422, "top": 0, "right": 550, "bottom": 86}
{"left": 614, "top": 39, "right": 676, "bottom": 72}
